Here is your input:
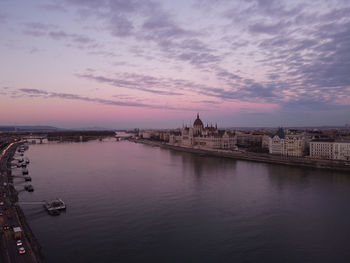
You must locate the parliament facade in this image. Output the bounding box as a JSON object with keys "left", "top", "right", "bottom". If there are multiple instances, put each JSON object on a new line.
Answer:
{"left": 169, "top": 114, "right": 236, "bottom": 150}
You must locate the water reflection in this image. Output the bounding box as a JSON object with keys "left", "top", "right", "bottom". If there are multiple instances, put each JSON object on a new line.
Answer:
{"left": 165, "top": 147, "right": 237, "bottom": 183}
{"left": 267, "top": 163, "right": 350, "bottom": 192}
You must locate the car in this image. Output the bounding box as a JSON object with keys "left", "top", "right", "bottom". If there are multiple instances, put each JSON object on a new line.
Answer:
{"left": 0, "top": 202, "right": 4, "bottom": 206}
{"left": 18, "top": 247, "right": 26, "bottom": 254}
{"left": 5, "top": 211, "right": 10, "bottom": 215}
{"left": 3, "top": 225, "right": 10, "bottom": 231}
{"left": 16, "top": 240, "right": 23, "bottom": 246}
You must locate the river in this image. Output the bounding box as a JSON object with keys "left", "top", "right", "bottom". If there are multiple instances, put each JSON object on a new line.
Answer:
{"left": 16, "top": 140, "right": 350, "bottom": 263}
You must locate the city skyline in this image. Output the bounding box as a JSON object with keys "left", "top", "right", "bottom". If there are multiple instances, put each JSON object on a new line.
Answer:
{"left": 1, "top": 0, "right": 350, "bottom": 129}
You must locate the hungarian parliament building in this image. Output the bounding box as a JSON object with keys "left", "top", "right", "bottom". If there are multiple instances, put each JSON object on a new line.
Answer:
{"left": 168, "top": 114, "right": 237, "bottom": 150}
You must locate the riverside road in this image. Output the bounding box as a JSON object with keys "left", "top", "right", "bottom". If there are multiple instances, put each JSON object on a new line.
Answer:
{"left": 0, "top": 141, "right": 43, "bottom": 263}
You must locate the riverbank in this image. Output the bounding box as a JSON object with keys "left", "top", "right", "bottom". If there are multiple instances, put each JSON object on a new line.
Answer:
{"left": 0, "top": 142, "right": 45, "bottom": 263}
{"left": 130, "top": 139, "right": 350, "bottom": 172}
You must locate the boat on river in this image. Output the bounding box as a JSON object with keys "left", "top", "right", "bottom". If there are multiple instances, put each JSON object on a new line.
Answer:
{"left": 44, "top": 199, "right": 66, "bottom": 214}
{"left": 24, "top": 185, "right": 34, "bottom": 192}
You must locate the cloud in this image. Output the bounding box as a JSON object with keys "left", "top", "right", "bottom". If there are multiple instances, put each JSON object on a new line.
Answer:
{"left": 216, "top": 68, "right": 242, "bottom": 81}
{"left": 77, "top": 70, "right": 269, "bottom": 103}
{"left": 4, "top": 0, "right": 350, "bottom": 125}
{"left": 249, "top": 21, "right": 290, "bottom": 35}
{"left": 141, "top": 12, "right": 193, "bottom": 41}
{"left": 77, "top": 73, "right": 184, "bottom": 96}
{"left": 281, "top": 92, "right": 350, "bottom": 113}
{"left": 254, "top": 12, "right": 350, "bottom": 96}
{"left": 177, "top": 52, "right": 221, "bottom": 65}
{"left": 0, "top": 12, "right": 8, "bottom": 23}
{"left": 218, "top": 1, "right": 350, "bottom": 113}
{"left": 64, "top": 0, "right": 220, "bottom": 67}
{"left": 200, "top": 100, "right": 221, "bottom": 105}
{"left": 38, "top": 2, "right": 67, "bottom": 12}
{"left": 77, "top": 70, "right": 262, "bottom": 102}
{"left": 25, "top": 22, "right": 58, "bottom": 30}
{"left": 109, "top": 14, "right": 134, "bottom": 36}
{"left": 65, "top": 0, "right": 145, "bottom": 37}
{"left": 17, "top": 88, "right": 193, "bottom": 111}
{"left": 224, "top": 0, "right": 304, "bottom": 22}
{"left": 19, "top": 88, "right": 48, "bottom": 95}
{"left": 22, "top": 22, "right": 96, "bottom": 48}
{"left": 0, "top": 86, "right": 10, "bottom": 95}
{"left": 48, "top": 30, "right": 94, "bottom": 44}
{"left": 299, "top": 22, "right": 350, "bottom": 88}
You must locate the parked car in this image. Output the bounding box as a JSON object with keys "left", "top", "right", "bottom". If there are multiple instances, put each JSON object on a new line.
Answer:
{"left": 18, "top": 247, "right": 26, "bottom": 254}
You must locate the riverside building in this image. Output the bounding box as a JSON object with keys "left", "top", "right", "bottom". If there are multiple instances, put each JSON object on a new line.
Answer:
{"left": 310, "top": 140, "right": 350, "bottom": 161}
{"left": 269, "top": 128, "right": 306, "bottom": 157}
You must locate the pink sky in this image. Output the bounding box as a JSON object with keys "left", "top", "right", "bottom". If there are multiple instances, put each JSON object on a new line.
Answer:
{"left": 0, "top": 0, "right": 349, "bottom": 128}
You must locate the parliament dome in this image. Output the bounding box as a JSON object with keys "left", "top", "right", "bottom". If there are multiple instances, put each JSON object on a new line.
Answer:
{"left": 193, "top": 113, "right": 203, "bottom": 127}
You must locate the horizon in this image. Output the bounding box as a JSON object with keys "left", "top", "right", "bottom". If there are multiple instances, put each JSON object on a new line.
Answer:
{"left": 0, "top": 122, "right": 349, "bottom": 131}
{"left": 1, "top": 0, "right": 349, "bottom": 128}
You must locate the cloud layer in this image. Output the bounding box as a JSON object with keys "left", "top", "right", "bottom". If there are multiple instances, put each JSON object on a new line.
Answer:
{"left": 0, "top": 0, "right": 349, "bottom": 127}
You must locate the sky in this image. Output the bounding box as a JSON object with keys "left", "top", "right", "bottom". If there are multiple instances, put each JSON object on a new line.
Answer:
{"left": 0, "top": 0, "right": 349, "bottom": 129}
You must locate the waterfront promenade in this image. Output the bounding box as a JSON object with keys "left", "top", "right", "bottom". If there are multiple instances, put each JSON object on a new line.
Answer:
{"left": 0, "top": 142, "right": 44, "bottom": 263}
{"left": 131, "top": 139, "right": 350, "bottom": 172}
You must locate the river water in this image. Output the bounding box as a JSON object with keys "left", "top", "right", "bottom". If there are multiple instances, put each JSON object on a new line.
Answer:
{"left": 16, "top": 140, "right": 350, "bottom": 263}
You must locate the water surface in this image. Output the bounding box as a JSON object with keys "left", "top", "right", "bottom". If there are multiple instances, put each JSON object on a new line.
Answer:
{"left": 17, "top": 140, "right": 350, "bottom": 263}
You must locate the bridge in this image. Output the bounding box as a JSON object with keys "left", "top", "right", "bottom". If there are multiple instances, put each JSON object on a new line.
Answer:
{"left": 21, "top": 135, "right": 47, "bottom": 144}
{"left": 115, "top": 135, "right": 133, "bottom": 141}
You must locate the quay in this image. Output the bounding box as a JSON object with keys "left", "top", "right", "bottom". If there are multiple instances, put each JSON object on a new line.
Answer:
{"left": 130, "top": 138, "right": 350, "bottom": 172}
{"left": 11, "top": 175, "right": 32, "bottom": 181}
{"left": 0, "top": 141, "right": 45, "bottom": 263}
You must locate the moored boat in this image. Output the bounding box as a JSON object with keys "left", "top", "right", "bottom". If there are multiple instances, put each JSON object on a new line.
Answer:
{"left": 44, "top": 199, "right": 66, "bottom": 212}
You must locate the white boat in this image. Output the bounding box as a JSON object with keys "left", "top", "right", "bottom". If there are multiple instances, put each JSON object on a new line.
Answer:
{"left": 44, "top": 199, "right": 66, "bottom": 211}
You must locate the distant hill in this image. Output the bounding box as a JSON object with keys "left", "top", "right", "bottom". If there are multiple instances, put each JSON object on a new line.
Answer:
{"left": 0, "top": 125, "right": 61, "bottom": 132}
{"left": 71, "top": 126, "right": 111, "bottom": 131}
